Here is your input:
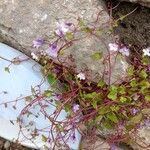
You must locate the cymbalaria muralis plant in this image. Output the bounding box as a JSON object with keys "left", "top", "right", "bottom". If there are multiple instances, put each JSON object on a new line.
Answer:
{"left": 29, "top": 16, "right": 150, "bottom": 149}
{"left": 1, "top": 13, "right": 150, "bottom": 150}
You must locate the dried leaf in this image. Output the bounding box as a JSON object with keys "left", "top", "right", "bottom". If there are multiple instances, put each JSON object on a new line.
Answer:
{"left": 142, "top": 108, "right": 150, "bottom": 115}
{"left": 130, "top": 113, "right": 142, "bottom": 124}
{"left": 4, "top": 67, "right": 10, "bottom": 73}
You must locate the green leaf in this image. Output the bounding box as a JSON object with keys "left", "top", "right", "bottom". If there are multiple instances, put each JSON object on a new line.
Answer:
{"left": 65, "top": 32, "right": 74, "bottom": 40}
{"left": 31, "top": 86, "right": 36, "bottom": 95}
{"left": 127, "top": 66, "right": 134, "bottom": 76}
{"left": 130, "top": 79, "right": 137, "bottom": 87}
{"left": 110, "top": 85, "right": 118, "bottom": 92}
{"left": 110, "top": 106, "right": 120, "bottom": 112}
{"left": 64, "top": 104, "right": 71, "bottom": 112}
{"left": 41, "top": 135, "right": 47, "bottom": 142}
{"left": 63, "top": 83, "right": 70, "bottom": 92}
{"left": 43, "top": 90, "right": 52, "bottom": 97}
{"left": 102, "top": 120, "right": 113, "bottom": 129}
{"left": 4, "top": 67, "right": 10, "bottom": 73}
{"left": 118, "top": 85, "right": 126, "bottom": 94}
{"left": 126, "top": 124, "right": 135, "bottom": 131}
{"left": 120, "top": 96, "right": 127, "bottom": 103}
{"left": 130, "top": 113, "right": 142, "bottom": 124}
{"left": 82, "top": 27, "right": 92, "bottom": 33}
{"left": 145, "top": 95, "right": 150, "bottom": 102}
{"left": 59, "top": 49, "right": 65, "bottom": 56}
{"left": 97, "top": 79, "right": 105, "bottom": 88}
{"left": 83, "top": 92, "right": 98, "bottom": 99}
{"left": 91, "top": 100, "right": 97, "bottom": 109}
{"left": 142, "top": 56, "right": 150, "bottom": 65}
{"left": 47, "top": 73, "right": 56, "bottom": 85}
{"left": 91, "top": 52, "right": 103, "bottom": 60}
{"left": 108, "top": 91, "right": 117, "bottom": 101}
{"left": 107, "top": 112, "right": 119, "bottom": 123}
{"left": 141, "top": 88, "right": 149, "bottom": 95}
{"left": 79, "top": 19, "right": 85, "bottom": 27}
{"left": 140, "top": 80, "right": 150, "bottom": 88}
{"left": 95, "top": 115, "right": 103, "bottom": 122}
{"left": 98, "top": 106, "right": 110, "bottom": 115}
{"left": 25, "top": 96, "right": 32, "bottom": 102}
{"left": 139, "top": 69, "right": 148, "bottom": 79}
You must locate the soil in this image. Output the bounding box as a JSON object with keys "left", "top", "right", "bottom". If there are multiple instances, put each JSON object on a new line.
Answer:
{"left": 0, "top": 137, "right": 34, "bottom": 150}
{"left": 0, "top": 1, "right": 149, "bottom": 150}
{"left": 110, "top": 0, "right": 150, "bottom": 52}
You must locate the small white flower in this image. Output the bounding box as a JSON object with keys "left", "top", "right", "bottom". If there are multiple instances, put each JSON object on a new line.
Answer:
{"left": 31, "top": 52, "right": 39, "bottom": 61}
{"left": 119, "top": 47, "right": 130, "bottom": 56}
{"left": 108, "top": 43, "right": 119, "bottom": 51}
{"left": 143, "top": 48, "right": 150, "bottom": 57}
{"left": 40, "top": 50, "right": 46, "bottom": 56}
{"left": 73, "top": 104, "right": 80, "bottom": 113}
{"left": 77, "top": 72, "right": 85, "bottom": 80}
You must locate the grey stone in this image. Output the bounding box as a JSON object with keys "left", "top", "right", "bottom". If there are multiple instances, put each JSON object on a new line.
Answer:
{"left": 129, "top": 126, "right": 150, "bottom": 150}
{"left": 0, "top": 0, "right": 128, "bottom": 84}
{"left": 81, "top": 135, "right": 131, "bottom": 150}
{"left": 81, "top": 135, "right": 110, "bottom": 150}
{"left": 118, "top": 0, "right": 150, "bottom": 8}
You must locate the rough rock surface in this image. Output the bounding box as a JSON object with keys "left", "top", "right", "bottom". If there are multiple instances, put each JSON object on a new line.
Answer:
{"left": 118, "top": 0, "right": 150, "bottom": 7}
{"left": 81, "top": 135, "right": 111, "bottom": 150}
{"left": 112, "top": 0, "right": 150, "bottom": 52}
{"left": 0, "top": 138, "right": 33, "bottom": 150}
{"left": 129, "top": 125, "right": 150, "bottom": 150}
{"left": 81, "top": 134, "right": 131, "bottom": 150}
{"left": 0, "top": 0, "right": 128, "bottom": 84}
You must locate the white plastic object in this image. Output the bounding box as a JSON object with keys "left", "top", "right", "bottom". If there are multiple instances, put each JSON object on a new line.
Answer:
{"left": 0, "top": 43, "right": 81, "bottom": 150}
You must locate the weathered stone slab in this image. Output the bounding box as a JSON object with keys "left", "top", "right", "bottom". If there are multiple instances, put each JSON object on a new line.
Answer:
{"left": 81, "top": 135, "right": 110, "bottom": 150}
{"left": 118, "top": 0, "right": 150, "bottom": 8}
{"left": 0, "top": 0, "right": 128, "bottom": 84}
{"left": 129, "top": 122, "right": 150, "bottom": 150}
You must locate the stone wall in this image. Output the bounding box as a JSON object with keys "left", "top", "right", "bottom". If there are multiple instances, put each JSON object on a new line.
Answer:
{"left": 0, "top": 0, "right": 129, "bottom": 84}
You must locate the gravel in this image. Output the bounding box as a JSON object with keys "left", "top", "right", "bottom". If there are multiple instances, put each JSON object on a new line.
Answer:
{"left": 0, "top": 137, "right": 34, "bottom": 150}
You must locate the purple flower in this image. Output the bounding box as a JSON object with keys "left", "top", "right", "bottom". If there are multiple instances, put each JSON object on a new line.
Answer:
{"left": 69, "top": 131, "right": 76, "bottom": 143}
{"left": 32, "top": 39, "right": 44, "bottom": 49}
{"left": 144, "top": 119, "right": 150, "bottom": 127}
{"left": 55, "top": 21, "right": 70, "bottom": 37}
{"left": 54, "top": 94, "right": 62, "bottom": 101}
{"left": 108, "top": 43, "right": 130, "bottom": 56}
{"left": 53, "top": 67, "right": 61, "bottom": 74}
{"left": 46, "top": 42, "right": 59, "bottom": 58}
{"left": 118, "top": 122, "right": 124, "bottom": 130}
{"left": 119, "top": 46, "right": 130, "bottom": 56}
{"left": 110, "top": 144, "right": 118, "bottom": 150}
{"left": 132, "top": 108, "right": 139, "bottom": 115}
{"left": 72, "top": 104, "right": 80, "bottom": 113}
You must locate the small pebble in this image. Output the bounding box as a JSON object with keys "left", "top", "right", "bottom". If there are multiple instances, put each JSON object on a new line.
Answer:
{"left": 4, "top": 141, "right": 11, "bottom": 149}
